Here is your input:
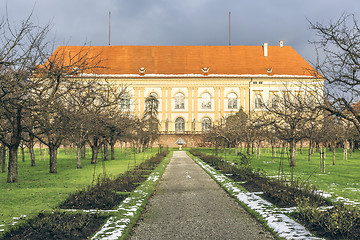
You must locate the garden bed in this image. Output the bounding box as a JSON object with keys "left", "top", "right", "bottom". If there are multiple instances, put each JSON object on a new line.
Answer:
{"left": 190, "top": 149, "right": 328, "bottom": 208}
{"left": 190, "top": 149, "right": 360, "bottom": 240}
{"left": 1, "top": 150, "right": 170, "bottom": 240}
{"left": 2, "top": 212, "right": 108, "bottom": 240}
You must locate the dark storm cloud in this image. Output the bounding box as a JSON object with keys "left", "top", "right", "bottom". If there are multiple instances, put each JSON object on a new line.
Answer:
{"left": 1, "top": 0, "right": 360, "bottom": 64}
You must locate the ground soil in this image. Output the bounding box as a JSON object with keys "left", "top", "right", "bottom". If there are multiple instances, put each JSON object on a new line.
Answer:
{"left": 1, "top": 212, "right": 108, "bottom": 240}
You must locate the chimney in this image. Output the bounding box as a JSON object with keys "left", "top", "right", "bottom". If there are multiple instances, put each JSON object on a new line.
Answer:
{"left": 280, "top": 40, "right": 284, "bottom": 48}
{"left": 263, "top": 43, "right": 268, "bottom": 57}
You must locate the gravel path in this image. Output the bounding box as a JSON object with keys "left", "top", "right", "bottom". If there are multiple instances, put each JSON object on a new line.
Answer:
{"left": 129, "top": 151, "right": 275, "bottom": 240}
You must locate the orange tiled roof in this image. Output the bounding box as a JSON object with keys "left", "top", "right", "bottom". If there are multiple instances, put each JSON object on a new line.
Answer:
{"left": 49, "top": 45, "right": 319, "bottom": 77}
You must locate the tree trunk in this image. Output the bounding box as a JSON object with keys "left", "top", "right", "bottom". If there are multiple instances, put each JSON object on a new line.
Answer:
{"left": 91, "top": 137, "right": 99, "bottom": 164}
{"left": 258, "top": 141, "right": 262, "bottom": 159}
{"left": 110, "top": 142, "right": 115, "bottom": 160}
{"left": 21, "top": 145, "right": 25, "bottom": 162}
{"left": 49, "top": 145, "right": 57, "bottom": 173}
{"left": 76, "top": 143, "right": 82, "bottom": 169}
{"left": 308, "top": 141, "right": 313, "bottom": 162}
{"left": 300, "top": 140, "right": 303, "bottom": 154}
{"left": 7, "top": 146, "right": 18, "bottom": 183}
{"left": 39, "top": 142, "right": 43, "bottom": 158}
{"left": 234, "top": 144, "right": 238, "bottom": 155}
{"left": 1, "top": 145, "right": 6, "bottom": 173}
{"left": 271, "top": 144, "right": 275, "bottom": 163}
{"left": 81, "top": 144, "right": 86, "bottom": 159}
{"left": 91, "top": 145, "right": 98, "bottom": 164}
{"left": 103, "top": 142, "right": 109, "bottom": 161}
{"left": 289, "top": 139, "right": 296, "bottom": 167}
{"left": 246, "top": 143, "right": 250, "bottom": 158}
{"left": 320, "top": 146, "right": 326, "bottom": 173}
{"left": 29, "top": 146, "right": 35, "bottom": 167}
{"left": 332, "top": 145, "right": 336, "bottom": 165}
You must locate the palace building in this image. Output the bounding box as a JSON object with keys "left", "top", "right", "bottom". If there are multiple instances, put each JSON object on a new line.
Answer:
{"left": 51, "top": 43, "right": 323, "bottom": 144}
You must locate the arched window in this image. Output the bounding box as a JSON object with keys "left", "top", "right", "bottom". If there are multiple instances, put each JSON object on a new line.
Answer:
{"left": 149, "top": 92, "right": 158, "bottom": 98}
{"left": 201, "top": 92, "right": 211, "bottom": 109}
{"left": 202, "top": 117, "right": 211, "bottom": 132}
{"left": 175, "top": 117, "right": 185, "bottom": 132}
{"left": 308, "top": 94, "right": 315, "bottom": 107}
{"left": 271, "top": 95, "right": 278, "bottom": 109}
{"left": 175, "top": 93, "right": 184, "bottom": 109}
{"left": 284, "top": 93, "right": 290, "bottom": 106}
{"left": 295, "top": 94, "right": 302, "bottom": 107}
{"left": 228, "top": 93, "right": 238, "bottom": 109}
{"left": 254, "top": 94, "right": 262, "bottom": 109}
{"left": 146, "top": 92, "right": 158, "bottom": 109}
{"left": 119, "top": 93, "right": 130, "bottom": 110}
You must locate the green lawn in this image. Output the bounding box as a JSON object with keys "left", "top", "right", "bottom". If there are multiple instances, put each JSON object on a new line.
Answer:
{"left": 0, "top": 147, "right": 158, "bottom": 231}
{"left": 195, "top": 147, "right": 360, "bottom": 205}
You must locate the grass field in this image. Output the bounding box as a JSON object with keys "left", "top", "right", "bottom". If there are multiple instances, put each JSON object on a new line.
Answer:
{"left": 0, "top": 147, "right": 158, "bottom": 231}
{"left": 195, "top": 147, "right": 360, "bottom": 205}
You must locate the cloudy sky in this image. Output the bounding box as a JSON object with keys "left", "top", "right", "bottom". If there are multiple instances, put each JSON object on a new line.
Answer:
{"left": 1, "top": 0, "right": 360, "bottom": 65}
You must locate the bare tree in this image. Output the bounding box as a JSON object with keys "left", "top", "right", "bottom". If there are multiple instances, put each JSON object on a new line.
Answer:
{"left": 30, "top": 45, "right": 103, "bottom": 173}
{"left": 0, "top": 14, "right": 50, "bottom": 182}
{"left": 310, "top": 13, "right": 360, "bottom": 132}
{"left": 262, "top": 91, "right": 322, "bottom": 167}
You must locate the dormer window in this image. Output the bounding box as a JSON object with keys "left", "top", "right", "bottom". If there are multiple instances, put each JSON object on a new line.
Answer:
{"left": 139, "top": 67, "right": 146, "bottom": 74}
{"left": 201, "top": 67, "right": 210, "bottom": 74}
{"left": 265, "top": 67, "right": 272, "bottom": 74}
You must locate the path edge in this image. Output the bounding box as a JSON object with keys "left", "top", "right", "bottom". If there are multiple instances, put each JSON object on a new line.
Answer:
{"left": 91, "top": 151, "right": 173, "bottom": 240}
{"left": 187, "top": 151, "right": 323, "bottom": 240}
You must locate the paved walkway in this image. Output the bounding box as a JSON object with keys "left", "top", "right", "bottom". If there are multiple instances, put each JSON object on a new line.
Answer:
{"left": 129, "top": 151, "right": 275, "bottom": 239}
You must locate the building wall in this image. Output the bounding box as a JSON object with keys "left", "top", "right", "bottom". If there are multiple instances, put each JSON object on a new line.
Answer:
{"left": 107, "top": 76, "right": 323, "bottom": 132}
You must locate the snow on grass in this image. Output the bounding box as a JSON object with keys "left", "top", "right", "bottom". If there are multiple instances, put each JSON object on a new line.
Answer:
{"left": 192, "top": 156, "right": 323, "bottom": 240}
{"left": 91, "top": 163, "right": 166, "bottom": 240}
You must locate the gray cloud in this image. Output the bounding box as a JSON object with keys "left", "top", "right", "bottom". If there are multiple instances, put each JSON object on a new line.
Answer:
{"left": 1, "top": 0, "right": 360, "bottom": 64}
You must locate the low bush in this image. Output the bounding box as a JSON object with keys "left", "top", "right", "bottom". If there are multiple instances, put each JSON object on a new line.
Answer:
{"left": 2, "top": 212, "right": 108, "bottom": 240}
{"left": 294, "top": 201, "right": 360, "bottom": 239}
{"left": 60, "top": 149, "right": 170, "bottom": 210}
{"left": 59, "top": 175, "right": 128, "bottom": 210}
{"left": 4, "top": 149, "right": 170, "bottom": 239}
{"left": 190, "top": 149, "right": 327, "bottom": 207}
{"left": 191, "top": 149, "right": 360, "bottom": 239}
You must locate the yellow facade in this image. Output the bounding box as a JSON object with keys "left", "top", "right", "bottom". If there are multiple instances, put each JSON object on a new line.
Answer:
{"left": 49, "top": 45, "right": 324, "bottom": 133}
{"left": 106, "top": 76, "right": 323, "bottom": 133}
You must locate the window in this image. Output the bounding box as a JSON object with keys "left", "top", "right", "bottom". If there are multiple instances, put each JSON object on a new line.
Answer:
{"left": 228, "top": 93, "right": 238, "bottom": 109}
{"left": 175, "top": 117, "right": 185, "bottom": 132}
{"left": 254, "top": 94, "right": 262, "bottom": 109}
{"left": 284, "top": 93, "right": 290, "bottom": 106}
{"left": 175, "top": 93, "right": 184, "bottom": 109}
{"left": 149, "top": 92, "right": 158, "bottom": 98}
{"left": 201, "top": 117, "right": 211, "bottom": 132}
{"left": 119, "top": 93, "right": 130, "bottom": 110}
{"left": 271, "top": 95, "right": 278, "bottom": 109}
{"left": 201, "top": 93, "right": 211, "bottom": 109}
{"left": 295, "top": 94, "right": 302, "bottom": 107}
{"left": 146, "top": 92, "right": 158, "bottom": 109}
{"left": 308, "top": 94, "right": 315, "bottom": 107}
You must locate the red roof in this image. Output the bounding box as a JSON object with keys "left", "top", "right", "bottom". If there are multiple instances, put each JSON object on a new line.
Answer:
{"left": 49, "top": 45, "right": 319, "bottom": 77}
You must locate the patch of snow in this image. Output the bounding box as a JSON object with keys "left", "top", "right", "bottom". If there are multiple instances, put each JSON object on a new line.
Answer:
{"left": 193, "top": 157, "right": 322, "bottom": 240}
{"left": 92, "top": 171, "right": 163, "bottom": 240}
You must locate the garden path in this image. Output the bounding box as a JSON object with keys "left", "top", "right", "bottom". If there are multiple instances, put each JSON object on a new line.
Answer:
{"left": 129, "top": 151, "right": 275, "bottom": 239}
